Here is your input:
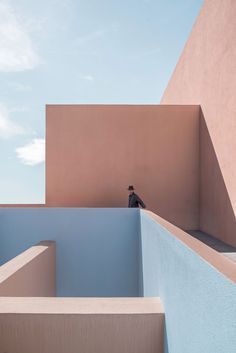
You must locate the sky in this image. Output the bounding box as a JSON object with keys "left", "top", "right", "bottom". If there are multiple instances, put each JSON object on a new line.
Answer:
{"left": 0, "top": 0, "right": 204, "bottom": 203}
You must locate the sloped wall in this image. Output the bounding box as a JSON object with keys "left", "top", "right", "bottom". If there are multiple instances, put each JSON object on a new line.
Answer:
{"left": 140, "top": 211, "right": 236, "bottom": 353}
{"left": 161, "top": 0, "right": 236, "bottom": 246}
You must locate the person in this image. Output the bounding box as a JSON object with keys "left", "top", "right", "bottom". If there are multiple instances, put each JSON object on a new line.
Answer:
{"left": 127, "top": 185, "right": 146, "bottom": 208}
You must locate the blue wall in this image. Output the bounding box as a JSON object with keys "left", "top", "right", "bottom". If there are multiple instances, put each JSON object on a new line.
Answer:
{"left": 0, "top": 208, "right": 141, "bottom": 297}
{"left": 1, "top": 207, "right": 235, "bottom": 353}
{"left": 140, "top": 211, "right": 236, "bottom": 353}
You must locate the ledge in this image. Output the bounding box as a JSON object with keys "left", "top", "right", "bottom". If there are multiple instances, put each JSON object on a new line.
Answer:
{"left": 0, "top": 297, "right": 163, "bottom": 314}
{"left": 0, "top": 241, "right": 56, "bottom": 296}
{"left": 144, "top": 210, "right": 236, "bottom": 283}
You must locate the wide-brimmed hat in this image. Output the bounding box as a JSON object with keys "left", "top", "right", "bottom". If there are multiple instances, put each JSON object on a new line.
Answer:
{"left": 127, "top": 185, "right": 135, "bottom": 191}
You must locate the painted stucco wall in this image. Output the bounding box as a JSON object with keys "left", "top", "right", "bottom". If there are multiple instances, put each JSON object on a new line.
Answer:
{"left": 140, "top": 211, "right": 236, "bottom": 353}
{"left": 199, "top": 112, "right": 236, "bottom": 246}
{"left": 161, "top": 0, "right": 236, "bottom": 246}
{"left": 0, "top": 297, "right": 164, "bottom": 353}
{"left": 46, "top": 104, "right": 200, "bottom": 230}
{"left": 0, "top": 241, "right": 55, "bottom": 297}
{"left": 0, "top": 208, "right": 140, "bottom": 297}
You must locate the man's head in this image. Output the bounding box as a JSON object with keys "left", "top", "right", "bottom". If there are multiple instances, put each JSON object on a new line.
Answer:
{"left": 128, "top": 185, "right": 135, "bottom": 194}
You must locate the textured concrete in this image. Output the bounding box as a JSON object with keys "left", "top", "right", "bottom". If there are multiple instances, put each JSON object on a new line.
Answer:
{"left": 0, "top": 297, "right": 164, "bottom": 353}
{"left": 199, "top": 112, "right": 236, "bottom": 246}
{"left": 0, "top": 241, "right": 56, "bottom": 297}
{"left": 0, "top": 208, "right": 140, "bottom": 297}
{"left": 143, "top": 211, "right": 236, "bottom": 283}
{"left": 46, "top": 104, "right": 200, "bottom": 229}
{"left": 0, "top": 204, "right": 45, "bottom": 207}
{"left": 0, "top": 297, "right": 163, "bottom": 314}
{"left": 161, "top": 0, "right": 236, "bottom": 246}
{"left": 188, "top": 230, "right": 236, "bottom": 263}
{"left": 140, "top": 210, "right": 236, "bottom": 353}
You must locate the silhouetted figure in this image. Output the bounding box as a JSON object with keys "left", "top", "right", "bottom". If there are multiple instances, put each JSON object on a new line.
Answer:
{"left": 127, "top": 185, "right": 146, "bottom": 208}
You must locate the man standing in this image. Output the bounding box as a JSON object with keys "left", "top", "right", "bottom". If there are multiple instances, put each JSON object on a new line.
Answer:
{"left": 127, "top": 185, "right": 146, "bottom": 208}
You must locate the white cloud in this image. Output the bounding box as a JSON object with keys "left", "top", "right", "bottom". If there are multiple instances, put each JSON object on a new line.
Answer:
{"left": 16, "top": 138, "right": 45, "bottom": 166}
{"left": 0, "top": 103, "right": 25, "bottom": 138}
{"left": 0, "top": 2, "right": 40, "bottom": 72}
{"left": 80, "top": 74, "right": 94, "bottom": 82}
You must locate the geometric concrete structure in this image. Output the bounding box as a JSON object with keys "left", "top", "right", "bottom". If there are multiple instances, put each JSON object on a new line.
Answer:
{"left": 141, "top": 211, "right": 236, "bottom": 353}
{"left": 0, "top": 241, "right": 56, "bottom": 297}
{"left": 0, "top": 209, "right": 235, "bottom": 353}
{"left": 161, "top": 0, "right": 236, "bottom": 246}
{"left": 46, "top": 104, "right": 200, "bottom": 230}
{"left": 0, "top": 1, "right": 236, "bottom": 352}
{"left": 0, "top": 297, "right": 164, "bottom": 353}
{"left": 45, "top": 100, "right": 236, "bottom": 246}
{"left": 0, "top": 208, "right": 141, "bottom": 297}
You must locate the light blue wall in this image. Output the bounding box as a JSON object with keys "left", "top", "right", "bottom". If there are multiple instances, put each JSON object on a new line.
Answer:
{"left": 0, "top": 208, "right": 141, "bottom": 297}
{"left": 2, "top": 207, "right": 235, "bottom": 353}
{"left": 140, "top": 211, "right": 236, "bottom": 353}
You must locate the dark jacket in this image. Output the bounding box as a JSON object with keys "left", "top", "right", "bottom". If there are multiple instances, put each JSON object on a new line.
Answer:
{"left": 128, "top": 192, "right": 146, "bottom": 208}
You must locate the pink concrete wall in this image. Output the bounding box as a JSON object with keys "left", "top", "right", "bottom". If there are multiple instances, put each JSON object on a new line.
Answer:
{"left": 0, "top": 297, "right": 164, "bottom": 353}
{"left": 0, "top": 241, "right": 56, "bottom": 296}
{"left": 0, "top": 204, "right": 45, "bottom": 207}
{"left": 46, "top": 104, "right": 200, "bottom": 229}
{"left": 161, "top": 0, "right": 236, "bottom": 246}
{"left": 199, "top": 112, "right": 236, "bottom": 246}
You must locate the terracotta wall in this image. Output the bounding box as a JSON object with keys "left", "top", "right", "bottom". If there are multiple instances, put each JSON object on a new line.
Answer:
{"left": 46, "top": 105, "right": 200, "bottom": 229}
{"left": 199, "top": 112, "right": 236, "bottom": 246}
{"left": 0, "top": 204, "right": 45, "bottom": 207}
{"left": 161, "top": 0, "right": 236, "bottom": 246}
{"left": 0, "top": 241, "right": 56, "bottom": 297}
{"left": 0, "top": 297, "right": 164, "bottom": 353}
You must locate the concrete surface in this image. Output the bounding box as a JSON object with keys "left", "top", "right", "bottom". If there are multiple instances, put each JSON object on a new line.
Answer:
{"left": 140, "top": 210, "right": 236, "bottom": 353}
{"left": 46, "top": 104, "right": 200, "bottom": 229}
{"left": 0, "top": 208, "right": 141, "bottom": 297}
{"left": 161, "top": 0, "right": 236, "bottom": 247}
{"left": 199, "top": 112, "right": 236, "bottom": 247}
{"left": 0, "top": 297, "right": 164, "bottom": 353}
{"left": 188, "top": 230, "right": 236, "bottom": 263}
{"left": 0, "top": 297, "right": 163, "bottom": 314}
{"left": 0, "top": 241, "right": 56, "bottom": 297}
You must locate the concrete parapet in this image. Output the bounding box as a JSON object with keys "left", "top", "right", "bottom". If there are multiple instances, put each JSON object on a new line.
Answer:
{"left": 141, "top": 210, "right": 236, "bottom": 353}
{"left": 0, "top": 297, "right": 164, "bottom": 353}
{"left": 0, "top": 241, "right": 56, "bottom": 296}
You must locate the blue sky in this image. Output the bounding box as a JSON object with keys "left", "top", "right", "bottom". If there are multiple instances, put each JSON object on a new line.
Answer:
{"left": 0, "top": 0, "right": 203, "bottom": 203}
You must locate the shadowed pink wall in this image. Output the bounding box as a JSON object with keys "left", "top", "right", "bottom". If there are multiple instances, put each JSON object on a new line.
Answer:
{"left": 161, "top": 0, "right": 236, "bottom": 246}
{"left": 46, "top": 105, "right": 200, "bottom": 229}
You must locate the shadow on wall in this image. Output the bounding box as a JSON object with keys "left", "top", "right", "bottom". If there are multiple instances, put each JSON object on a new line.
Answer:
{"left": 199, "top": 109, "right": 236, "bottom": 247}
